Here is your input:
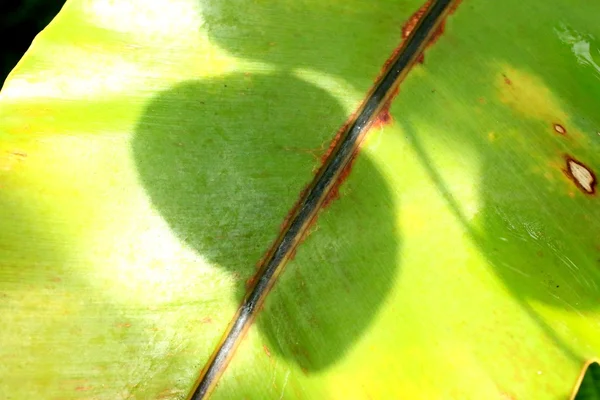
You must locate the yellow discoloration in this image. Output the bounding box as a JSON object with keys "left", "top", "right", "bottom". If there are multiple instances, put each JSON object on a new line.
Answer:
{"left": 496, "top": 65, "right": 568, "bottom": 123}
{"left": 488, "top": 132, "right": 497, "bottom": 142}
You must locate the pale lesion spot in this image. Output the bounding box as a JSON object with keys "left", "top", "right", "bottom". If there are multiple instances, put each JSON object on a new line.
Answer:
{"left": 554, "top": 123, "right": 566, "bottom": 135}
{"left": 565, "top": 157, "right": 596, "bottom": 194}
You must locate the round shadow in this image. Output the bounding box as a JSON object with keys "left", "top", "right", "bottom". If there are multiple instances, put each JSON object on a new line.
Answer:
{"left": 132, "top": 73, "right": 399, "bottom": 370}
{"left": 201, "top": 0, "right": 404, "bottom": 80}
{"left": 477, "top": 148, "right": 600, "bottom": 311}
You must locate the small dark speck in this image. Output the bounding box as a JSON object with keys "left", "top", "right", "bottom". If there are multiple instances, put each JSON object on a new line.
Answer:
{"left": 556, "top": 285, "right": 560, "bottom": 288}
{"left": 224, "top": 84, "right": 228, "bottom": 87}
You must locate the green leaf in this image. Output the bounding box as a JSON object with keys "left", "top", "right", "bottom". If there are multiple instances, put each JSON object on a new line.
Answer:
{"left": 574, "top": 362, "right": 600, "bottom": 400}
{"left": 1, "top": 0, "right": 599, "bottom": 399}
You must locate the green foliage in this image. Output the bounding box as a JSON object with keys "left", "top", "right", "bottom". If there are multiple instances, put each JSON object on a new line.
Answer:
{"left": 1, "top": 0, "right": 599, "bottom": 399}
{"left": 575, "top": 362, "right": 600, "bottom": 400}
{"left": 0, "top": 0, "right": 66, "bottom": 83}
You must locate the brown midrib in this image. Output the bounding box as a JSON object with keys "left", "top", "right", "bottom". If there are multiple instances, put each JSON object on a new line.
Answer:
{"left": 188, "top": 1, "right": 457, "bottom": 398}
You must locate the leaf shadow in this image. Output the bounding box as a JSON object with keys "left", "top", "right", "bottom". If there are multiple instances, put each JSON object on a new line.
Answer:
{"left": 132, "top": 73, "right": 399, "bottom": 372}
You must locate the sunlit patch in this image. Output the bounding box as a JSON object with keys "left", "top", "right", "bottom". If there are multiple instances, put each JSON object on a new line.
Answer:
{"left": 556, "top": 25, "right": 600, "bottom": 78}
{"left": 8, "top": 132, "right": 239, "bottom": 307}
{"left": 82, "top": 0, "right": 203, "bottom": 42}
{"left": 292, "top": 67, "right": 362, "bottom": 113}
{"left": 1, "top": 45, "right": 248, "bottom": 101}
{"left": 0, "top": 46, "right": 148, "bottom": 99}
{"left": 495, "top": 64, "right": 568, "bottom": 123}
{"left": 367, "top": 121, "right": 482, "bottom": 228}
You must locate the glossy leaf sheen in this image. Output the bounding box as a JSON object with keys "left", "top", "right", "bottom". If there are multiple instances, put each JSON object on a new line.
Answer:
{"left": 1, "top": 0, "right": 599, "bottom": 399}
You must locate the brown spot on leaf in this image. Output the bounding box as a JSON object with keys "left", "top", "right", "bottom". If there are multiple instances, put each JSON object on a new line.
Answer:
{"left": 263, "top": 345, "right": 271, "bottom": 358}
{"left": 554, "top": 123, "right": 566, "bottom": 135}
{"left": 502, "top": 74, "right": 512, "bottom": 85}
{"left": 401, "top": 0, "right": 461, "bottom": 64}
{"left": 402, "top": 1, "right": 433, "bottom": 42}
{"left": 370, "top": 0, "right": 462, "bottom": 128}
{"left": 564, "top": 156, "right": 596, "bottom": 195}
{"left": 75, "top": 386, "right": 92, "bottom": 392}
{"left": 373, "top": 86, "right": 400, "bottom": 128}
{"left": 245, "top": 275, "right": 257, "bottom": 290}
{"left": 10, "top": 150, "right": 27, "bottom": 158}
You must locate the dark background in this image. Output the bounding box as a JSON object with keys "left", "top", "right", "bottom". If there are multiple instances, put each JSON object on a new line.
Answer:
{"left": 0, "top": 0, "right": 66, "bottom": 85}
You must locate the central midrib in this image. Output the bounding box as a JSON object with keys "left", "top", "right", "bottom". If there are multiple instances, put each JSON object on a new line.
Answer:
{"left": 188, "top": 1, "right": 456, "bottom": 398}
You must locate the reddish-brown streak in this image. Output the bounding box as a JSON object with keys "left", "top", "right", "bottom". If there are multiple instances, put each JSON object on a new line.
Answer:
{"left": 263, "top": 345, "right": 271, "bottom": 358}
{"left": 563, "top": 155, "right": 597, "bottom": 195}
{"left": 503, "top": 74, "right": 512, "bottom": 85}
{"left": 245, "top": 275, "right": 257, "bottom": 290}
{"left": 321, "top": 149, "right": 359, "bottom": 210}
{"left": 374, "top": 0, "right": 462, "bottom": 127}
{"left": 250, "top": 0, "right": 463, "bottom": 286}
{"left": 372, "top": 85, "right": 400, "bottom": 129}
{"left": 251, "top": 111, "right": 359, "bottom": 274}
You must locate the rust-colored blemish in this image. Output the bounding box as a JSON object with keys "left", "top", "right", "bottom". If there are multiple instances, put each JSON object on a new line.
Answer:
{"left": 10, "top": 150, "right": 27, "bottom": 158}
{"left": 502, "top": 74, "right": 512, "bottom": 85}
{"left": 402, "top": 1, "right": 433, "bottom": 55}
{"left": 563, "top": 155, "right": 597, "bottom": 195}
{"left": 372, "top": 0, "right": 462, "bottom": 127}
{"left": 201, "top": 317, "right": 213, "bottom": 324}
{"left": 75, "top": 386, "right": 92, "bottom": 392}
{"left": 253, "top": 111, "right": 360, "bottom": 275}
{"left": 245, "top": 275, "right": 257, "bottom": 290}
{"left": 536, "top": 250, "right": 544, "bottom": 257}
{"left": 402, "top": 0, "right": 462, "bottom": 61}
{"left": 263, "top": 345, "right": 271, "bottom": 358}
{"left": 553, "top": 123, "right": 566, "bottom": 135}
{"left": 116, "top": 322, "right": 132, "bottom": 328}
{"left": 322, "top": 149, "right": 359, "bottom": 210}
{"left": 372, "top": 85, "right": 400, "bottom": 129}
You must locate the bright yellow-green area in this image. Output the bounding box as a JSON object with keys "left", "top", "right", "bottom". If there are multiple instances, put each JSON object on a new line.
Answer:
{"left": 2, "top": 0, "right": 600, "bottom": 399}
{"left": 0, "top": 0, "right": 423, "bottom": 398}
{"left": 211, "top": 1, "right": 600, "bottom": 400}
